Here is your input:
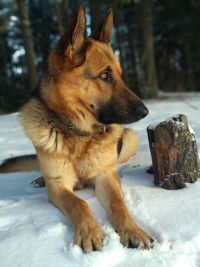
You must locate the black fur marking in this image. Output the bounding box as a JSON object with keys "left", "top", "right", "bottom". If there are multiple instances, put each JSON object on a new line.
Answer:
{"left": 92, "top": 240, "right": 97, "bottom": 251}
{"left": 55, "top": 131, "right": 58, "bottom": 150}
{"left": 128, "top": 239, "right": 138, "bottom": 249}
{"left": 49, "top": 127, "right": 54, "bottom": 139}
{"left": 117, "top": 137, "right": 123, "bottom": 157}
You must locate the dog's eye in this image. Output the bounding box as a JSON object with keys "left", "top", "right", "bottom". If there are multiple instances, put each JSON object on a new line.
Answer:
{"left": 99, "top": 71, "right": 113, "bottom": 83}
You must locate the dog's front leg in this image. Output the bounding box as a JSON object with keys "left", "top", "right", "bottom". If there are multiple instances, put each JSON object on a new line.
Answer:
{"left": 95, "top": 170, "right": 154, "bottom": 249}
{"left": 46, "top": 177, "right": 104, "bottom": 252}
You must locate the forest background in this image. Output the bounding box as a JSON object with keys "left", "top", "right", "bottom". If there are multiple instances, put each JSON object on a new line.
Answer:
{"left": 0, "top": 0, "right": 199, "bottom": 112}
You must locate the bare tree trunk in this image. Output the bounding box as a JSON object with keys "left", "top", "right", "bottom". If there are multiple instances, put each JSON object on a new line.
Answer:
{"left": 184, "top": 43, "right": 195, "bottom": 91}
{"left": 54, "top": 0, "right": 65, "bottom": 35}
{"left": 89, "top": 0, "right": 101, "bottom": 34}
{"left": 136, "top": 0, "right": 158, "bottom": 98}
{"left": 63, "top": 0, "right": 71, "bottom": 29}
{"left": 125, "top": 6, "right": 142, "bottom": 97}
{"left": 16, "top": 0, "right": 37, "bottom": 90}
{"left": 112, "top": 1, "right": 126, "bottom": 75}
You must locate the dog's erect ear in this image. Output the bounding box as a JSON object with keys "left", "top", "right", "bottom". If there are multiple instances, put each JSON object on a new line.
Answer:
{"left": 96, "top": 9, "right": 113, "bottom": 43}
{"left": 65, "top": 6, "right": 86, "bottom": 60}
{"left": 49, "top": 6, "right": 86, "bottom": 75}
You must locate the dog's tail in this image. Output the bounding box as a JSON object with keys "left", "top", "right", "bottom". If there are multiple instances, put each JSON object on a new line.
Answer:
{"left": 0, "top": 155, "right": 39, "bottom": 173}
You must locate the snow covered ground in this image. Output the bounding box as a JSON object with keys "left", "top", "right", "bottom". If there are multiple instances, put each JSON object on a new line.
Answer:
{"left": 0, "top": 95, "right": 200, "bottom": 267}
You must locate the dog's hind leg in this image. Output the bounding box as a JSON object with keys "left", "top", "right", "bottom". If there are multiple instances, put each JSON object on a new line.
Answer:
{"left": 95, "top": 170, "right": 154, "bottom": 249}
{"left": 46, "top": 176, "right": 104, "bottom": 252}
{"left": 117, "top": 128, "right": 139, "bottom": 164}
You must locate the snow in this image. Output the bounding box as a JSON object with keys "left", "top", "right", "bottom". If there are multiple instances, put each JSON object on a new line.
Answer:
{"left": 0, "top": 96, "right": 200, "bottom": 267}
{"left": 147, "top": 121, "right": 160, "bottom": 130}
{"left": 148, "top": 114, "right": 186, "bottom": 130}
{"left": 189, "top": 125, "right": 195, "bottom": 135}
{"left": 12, "top": 47, "right": 25, "bottom": 63}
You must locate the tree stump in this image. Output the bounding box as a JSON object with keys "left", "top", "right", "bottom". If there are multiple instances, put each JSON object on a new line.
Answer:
{"left": 147, "top": 114, "right": 200, "bottom": 190}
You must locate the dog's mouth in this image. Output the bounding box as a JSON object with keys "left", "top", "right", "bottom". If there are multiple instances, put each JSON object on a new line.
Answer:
{"left": 97, "top": 103, "right": 149, "bottom": 125}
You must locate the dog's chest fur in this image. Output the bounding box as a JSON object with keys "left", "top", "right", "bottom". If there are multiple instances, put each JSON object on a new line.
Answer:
{"left": 20, "top": 97, "right": 121, "bottom": 186}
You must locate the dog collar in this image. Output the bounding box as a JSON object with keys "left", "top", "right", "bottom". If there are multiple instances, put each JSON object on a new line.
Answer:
{"left": 53, "top": 112, "right": 106, "bottom": 137}
{"left": 36, "top": 95, "right": 106, "bottom": 137}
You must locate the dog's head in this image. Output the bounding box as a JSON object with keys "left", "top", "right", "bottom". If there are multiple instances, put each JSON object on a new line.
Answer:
{"left": 45, "top": 6, "right": 148, "bottom": 132}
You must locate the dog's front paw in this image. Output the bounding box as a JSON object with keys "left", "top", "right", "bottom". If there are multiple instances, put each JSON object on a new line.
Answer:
{"left": 75, "top": 219, "right": 104, "bottom": 253}
{"left": 117, "top": 224, "right": 154, "bottom": 250}
{"left": 106, "top": 124, "right": 124, "bottom": 139}
{"left": 107, "top": 123, "right": 123, "bottom": 132}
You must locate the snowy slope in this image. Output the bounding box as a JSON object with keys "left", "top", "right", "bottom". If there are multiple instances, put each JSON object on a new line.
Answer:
{"left": 0, "top": 96, "right": 200, "bottom": 267}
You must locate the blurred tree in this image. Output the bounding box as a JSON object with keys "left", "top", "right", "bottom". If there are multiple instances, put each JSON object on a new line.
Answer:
{"left": 16, "top": 0, "right": 37, "bottom": 90}
{"left": 1, "top": 0, "right": 200, "bottom": 113}
{"left": 63, "top": 0, "right": 72, "bottom": 29}
{"left": 136, "top": 0, "right": 158, "bottom": 98}
{"left": 54, "top": 0, "right": 65, "bottom": 35}
{"left": 154, "top": 0, "right": 200, "bottom": 93}
{"left": 29, "top": 0, "right": 56, "bottom": 72}
{"left": 123, "top": 2, "right": 141, "bottom": 96}
{"left": 112, "top": 0, "right": 126, "bottom": 80}
{"left": 89, "top": 0, "right": 101, "bottom": 34}
{"left": 0, "top": 5, "right": 16, "bottom": 110}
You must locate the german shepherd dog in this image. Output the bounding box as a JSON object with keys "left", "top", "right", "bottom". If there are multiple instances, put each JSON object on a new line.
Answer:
{"left": 0, "top": 7, "right": 154, "bottom": 252}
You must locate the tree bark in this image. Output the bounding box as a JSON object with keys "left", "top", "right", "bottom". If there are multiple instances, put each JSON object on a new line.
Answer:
{"left": 124, "top": 5, "right": 142, "bottom": 97}
{"left": 112, "top": 1, "right": 127, "bottom": 82}
{"left": 54, "top": 0, "right": 65, "bottom": 35}
{"left": 16, "top": 0, "right": 37, "bottom": 90}
{"left": 136, "top": 0, "right": 158, "bottom": 98}
{"left": 147, "top": 114, "right": 200, "bottom": 190}
{"left": 89, "top": 0, "right": 101, "bottom": 35}
{"left": 63, "top": 0, "right": 71, "bottom": 29}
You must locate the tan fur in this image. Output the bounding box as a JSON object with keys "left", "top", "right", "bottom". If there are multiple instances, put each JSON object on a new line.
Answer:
{"left": 118, "top": 128, "right": 139, "bottom": 164}
{"left": 1, "top": 7, "right": 153, "bottom": 252}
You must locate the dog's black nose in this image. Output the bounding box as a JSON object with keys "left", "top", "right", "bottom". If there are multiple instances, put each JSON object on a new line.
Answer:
{"left": 136, "top": 105, "right": 149, "bottom": 119}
